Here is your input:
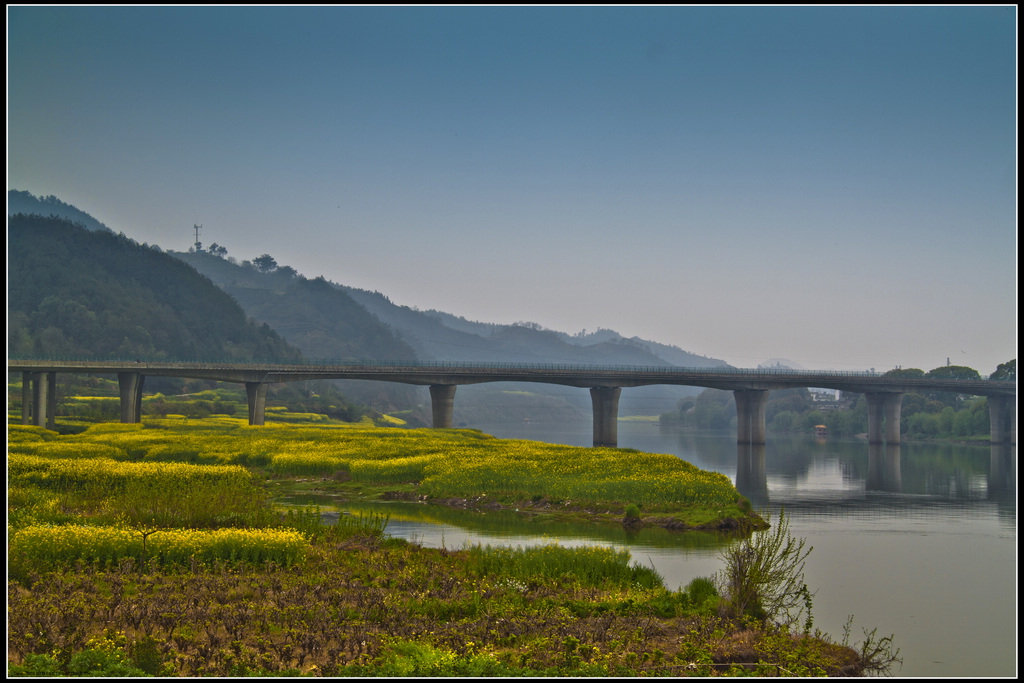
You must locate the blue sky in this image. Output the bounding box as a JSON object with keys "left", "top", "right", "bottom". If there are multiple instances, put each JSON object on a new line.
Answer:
{"left": 8, "top": 6, "right": 1017, "bottom": 373}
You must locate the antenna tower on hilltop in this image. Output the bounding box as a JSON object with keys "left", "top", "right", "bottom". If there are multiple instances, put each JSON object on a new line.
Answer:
{"left": 193, "top": 223, "right": 202, "bottom": 252}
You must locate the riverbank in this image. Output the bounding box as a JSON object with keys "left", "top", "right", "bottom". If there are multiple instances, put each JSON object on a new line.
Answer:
{"left": 8, "top": 514, "right": 870, "bottom": 677}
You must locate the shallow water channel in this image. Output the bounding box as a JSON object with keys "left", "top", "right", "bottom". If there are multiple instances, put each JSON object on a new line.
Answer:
{"left": 290, "top": 422, "right": 1017, "bottom": 677}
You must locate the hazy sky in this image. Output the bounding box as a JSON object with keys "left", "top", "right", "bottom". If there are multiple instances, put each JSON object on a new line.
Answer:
{"left": 8, "top": 6, "right": 1017, "bottom": 373}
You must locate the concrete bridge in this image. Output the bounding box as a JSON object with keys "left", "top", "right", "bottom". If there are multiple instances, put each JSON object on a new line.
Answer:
{"left": 9, "top": 359, "right": 1017, "bottom": 446}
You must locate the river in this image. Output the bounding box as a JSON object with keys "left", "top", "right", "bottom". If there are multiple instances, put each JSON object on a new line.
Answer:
{"left": 331, "top": 421, "right": 1017, "bottom": 677}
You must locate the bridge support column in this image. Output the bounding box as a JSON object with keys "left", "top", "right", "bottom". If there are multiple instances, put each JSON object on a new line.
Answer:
{"left": 246, "top": 382, "right": 268, "bottom": 426}
{"left": 866, "top": 393, "right": 903, "bottom": 445}
{"left": 22, "top": 372, "right": 34, "bottom": 425}
{"left": 118, "top": 372, "right": 146, "bottom": 423}
{"left": 32, "top": 373, "right": 48, "bottom": 427}
{"left": 591, "top": 387, "right": 621, "bottom": 448}
{"left": 30, "top": 374, "right": 47, "bottom": 428}
{"left": 884, "top": 393, "right": 903, "bottom": 445}
{"left": 987, "top": 396, "right": 1015, "bottom": 444}
{"left": 24, "top": 372, "right": 56, "bottom": 428}
{"left": 734, "top": 390, "right": 769, "bottom": 445}
{"left": 429, "top": 384, "right": 456, "bottom": 429}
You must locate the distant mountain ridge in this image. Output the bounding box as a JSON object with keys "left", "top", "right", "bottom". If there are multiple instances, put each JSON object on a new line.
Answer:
{"left": 8, "top": 189, "right": 114, "bottom": 233}
{"left": 341, "top": 286, "right": 726, "bottom": 369}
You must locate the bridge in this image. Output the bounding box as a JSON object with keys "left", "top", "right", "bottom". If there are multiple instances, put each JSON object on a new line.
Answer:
{"left": 9, "top": 359, "right": 1017, "bottom": 446}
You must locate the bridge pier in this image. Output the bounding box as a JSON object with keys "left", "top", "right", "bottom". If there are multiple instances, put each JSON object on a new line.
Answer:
{"left": 22, "top": 372, "right": 56, "bottom": 429}
{"left": 21, "top": 372, "right": 34, "bottom": 425}
{"left": 734, "top": 389, "right": 769, "bottom": 445}
{"left": 246, "top": 382, "right": 269, "bottom": 426}
{"left": 118, "top": 372, "right": 145, "bottom": 423}
{"left": 987, "top": 395, "right": 1016, "bottom": 444}
{"left": 429, "top": 384, "right": 457, "bottom": 429}
{"left": 866, "top": 392, "right": 903, "bottom": 445}
{"left": 591, "top": 387, "right": 621, "bottom": 448}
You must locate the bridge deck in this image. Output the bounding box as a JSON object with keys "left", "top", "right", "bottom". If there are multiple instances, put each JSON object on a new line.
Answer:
{"left": 6, "top": 359, "right": 1016, "bottom": 395}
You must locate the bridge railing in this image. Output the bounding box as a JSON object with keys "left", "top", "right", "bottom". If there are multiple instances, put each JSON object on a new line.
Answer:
{"left": 7, "top": 355, "right": 1014, "bottom": 383}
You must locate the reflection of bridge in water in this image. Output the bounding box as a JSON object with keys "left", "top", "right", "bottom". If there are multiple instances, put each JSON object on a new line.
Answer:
{"left": 10, "top": 359, "right": 1016, "bottom": 447}
{"left": 735, "top": 442, "right": 1016, "bottom": 510}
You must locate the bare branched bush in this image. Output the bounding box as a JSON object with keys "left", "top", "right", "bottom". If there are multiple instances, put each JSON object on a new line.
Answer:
{"left": 716, "top": 508, "right": 813, "bottom": 628}
{"left": 841, "top": 616, "right": 903, "bottom": 676}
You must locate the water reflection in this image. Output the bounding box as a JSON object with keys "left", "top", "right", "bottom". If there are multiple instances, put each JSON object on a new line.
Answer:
{"left": 867, "top": 444, "right": 902, "bottom": 492}
{"left": 988, "top": 443, "right": 1016, "bottom": 498}
{"left": 734, "top": 444, "right": 768, "bottom": 508}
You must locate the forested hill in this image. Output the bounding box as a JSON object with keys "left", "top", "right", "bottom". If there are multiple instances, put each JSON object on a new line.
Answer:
{"left": 171, "top": 250, "right": 417, "bottom": 363}
{"left": 8, "top": 213, "right": 300, "bottom": 362}
{"left": 8, "top": 190, "right": 114, "bottom": 234}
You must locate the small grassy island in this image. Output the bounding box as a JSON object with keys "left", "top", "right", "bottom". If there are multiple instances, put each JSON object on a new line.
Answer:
{"left": 7, "top": 414, "right": 898, "bottom": 676}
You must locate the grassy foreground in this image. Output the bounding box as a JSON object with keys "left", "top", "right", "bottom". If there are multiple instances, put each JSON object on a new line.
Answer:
{"left": 8, "top": 415, "right": 881, "bottom": 676}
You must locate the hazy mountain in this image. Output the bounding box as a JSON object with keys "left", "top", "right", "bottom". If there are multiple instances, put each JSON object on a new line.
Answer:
{"left": 8, "top": 190, "right": 114, "bottom": 233}
{"left": 342, "top": 286, "right": 727, "bottom": 369}
{"left": 173, "top": 250, "right": 417, "bottom": 363}
{"left": 758, "top": 358, "right": 806, "bottom": 371}
{"left": 172, "top": 249, "right": 421, "bottom": 412}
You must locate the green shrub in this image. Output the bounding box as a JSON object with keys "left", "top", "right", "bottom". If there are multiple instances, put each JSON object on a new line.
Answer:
{"left": 684, "top": 576, "right": 720, "bottom": 613}
{"left": 66, "top": 648, "right": 147, "bottom": 677}
{"left": 466, "top": 542, "right": 662, "bottom": 589}
{"left": 8, "top": 653, "right": 64, "bottom": 677}
{"left": 9, "top": 629, "right": 155, "bottom": 678}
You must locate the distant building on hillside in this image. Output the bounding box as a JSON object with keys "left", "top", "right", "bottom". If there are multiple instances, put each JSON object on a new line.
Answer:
{"left": 810, "top": 389, "right": 839, "bottom": 411}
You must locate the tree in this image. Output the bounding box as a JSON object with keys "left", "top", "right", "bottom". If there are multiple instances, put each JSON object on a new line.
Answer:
{"left": 925, "top": 365, "right": 981, "bottom": 409}
{"left": 253, "top": 254, "right": 278, "bottom": 273}
{"left": 990, "top": 359, "right": 1016, "bottom": 381}
{"left": 207, "top": 243, "right": 228, "bottom": 258}
{"left": 882, "top": 368, "right": 925, "bottom": 379}
{"left": 691, "top": 389, "right": 735, "bottom": 430}
{"left": 926, "top": 365, "right": 981, "bottom": 381}
{"left": 765, "top": 388, "right": 812, "bottom": 423}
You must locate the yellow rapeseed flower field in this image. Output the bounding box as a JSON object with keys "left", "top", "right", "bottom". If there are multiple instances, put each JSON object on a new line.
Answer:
{"left": 9, "top": 418, "right": 738, "bottom": 509}
{"left": 7, "top": 416, "right": 744, "bottom": 579}
{"left": 8, "top": 524, "right": 306, "bottom": 579}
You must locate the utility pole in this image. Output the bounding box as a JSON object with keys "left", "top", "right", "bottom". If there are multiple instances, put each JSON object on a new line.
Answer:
{"left": 193, "top": 223, "right": 202, "bottom": 252}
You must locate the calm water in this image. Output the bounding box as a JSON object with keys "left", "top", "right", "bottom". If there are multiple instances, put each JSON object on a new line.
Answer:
{"left": 326, "top": 421, "right": 1017, "bottom": 677}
